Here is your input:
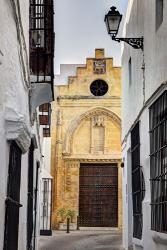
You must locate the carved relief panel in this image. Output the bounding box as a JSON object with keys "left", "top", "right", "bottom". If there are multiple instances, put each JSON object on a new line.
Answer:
{"left": 91, "top": 115, "right": 105, "bottom": 154}
{"left": 93, "top": 59, "right": 106, "bottom": 74}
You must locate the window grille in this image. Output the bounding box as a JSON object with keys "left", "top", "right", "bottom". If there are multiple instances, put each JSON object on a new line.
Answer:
{"left": 40, "top": 178, "right": 52, "bottom": 235}
{"left": 131, "top": 122, "right": 145, "bottom": 239}
{"left": 43, "top": 127, "right": 50, "bottom": 137}
{"left": 149, "top": 90, "right": 167, "bottom": 233}
{"left": 3, "top": 142, "right": 22, "bottom": 250}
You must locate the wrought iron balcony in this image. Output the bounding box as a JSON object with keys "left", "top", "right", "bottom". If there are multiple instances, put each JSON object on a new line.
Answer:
{"left": 30, "top": 0, "right": 54, "bottom": 114}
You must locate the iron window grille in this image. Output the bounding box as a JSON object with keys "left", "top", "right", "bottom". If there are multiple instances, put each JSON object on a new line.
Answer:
{"left": 40, "top": 178, "right": 52, "bottom": 235}
{"left": 30, "top": 0, "right": 54, "bottom": 92}
{"left": 131, "top": 122, "right": 145, "bottom": 239}
{"left": 3, "top": 141, "right": 22, "bottom": 250}
{"left": 149, "top": 90, "right": 167, "bottom": 233}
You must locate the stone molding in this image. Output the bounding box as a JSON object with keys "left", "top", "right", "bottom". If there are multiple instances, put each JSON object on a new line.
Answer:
{"left": 57, "top": 95, "right": 121, "bottom": 100}
{"left": 152, "top": 231, "right": 167, "bottom": 245}
{"left": 5, "top": 107, "right": 31, "bottom": 153}
{"left": 63, "top": 107, "right": 121, "bottom": 155}
{"left": 63, "top": 158, "right": 121, "bottom": 163}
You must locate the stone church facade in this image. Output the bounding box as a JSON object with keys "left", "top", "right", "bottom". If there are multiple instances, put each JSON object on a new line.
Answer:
{"left": 51, "top": 49, "right": 122, "bottom": 229}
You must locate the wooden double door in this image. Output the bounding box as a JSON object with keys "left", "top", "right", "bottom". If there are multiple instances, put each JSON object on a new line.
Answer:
{"left": 79, "top": 163, "right": 118, "bottom": 227}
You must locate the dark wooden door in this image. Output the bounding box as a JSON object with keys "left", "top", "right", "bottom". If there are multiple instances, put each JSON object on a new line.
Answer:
{"left": 4, "top": 141, "right": 22, "bottom": 250}
{"left": 79, "top": 164, "right": 118, "bottom": 227}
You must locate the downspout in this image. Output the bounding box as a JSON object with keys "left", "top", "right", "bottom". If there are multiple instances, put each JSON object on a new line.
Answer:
{"left": 142, "top": 46, "right": 146, "bottom": 105}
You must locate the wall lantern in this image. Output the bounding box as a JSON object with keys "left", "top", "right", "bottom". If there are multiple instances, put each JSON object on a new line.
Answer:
{"left": 121, "top": 162, "right": 124, "bottom": 168}
{"left": 104, "top": 6, "right": 143, "bottom": 50}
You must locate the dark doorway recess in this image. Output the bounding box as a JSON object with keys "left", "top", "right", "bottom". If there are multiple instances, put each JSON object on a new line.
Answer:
{"left": 79, "top": 163, "right": 118, "bottom": 227}
{"left": 3, "top": 141, "right": 22, "bottom": 250}
{"left": 27, "top": 142, "right": 34, "bottom": 250}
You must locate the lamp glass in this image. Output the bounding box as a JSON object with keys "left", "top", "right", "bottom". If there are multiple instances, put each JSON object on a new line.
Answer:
{"left": 104, "top": 7, "right": 122, "bottom": 35}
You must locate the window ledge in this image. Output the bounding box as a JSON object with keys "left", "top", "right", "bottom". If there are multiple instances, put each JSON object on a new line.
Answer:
{"left": 5, "top": 107, "right": 31, "bottom": 153}
{"left": 151, "top": 231, "right": 167, "bottom": 245}
{"left": 132, "top": 238, "right": 143, "bottom": 248}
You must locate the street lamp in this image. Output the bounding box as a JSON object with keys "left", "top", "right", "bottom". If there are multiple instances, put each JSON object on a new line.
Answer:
{"left": 104, "top": 6, "right": 143, "bottom": 50}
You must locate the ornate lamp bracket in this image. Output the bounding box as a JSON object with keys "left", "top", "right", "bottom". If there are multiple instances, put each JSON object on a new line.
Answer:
{"left": 112, "top": 35, "right": 144, "bottom": 50}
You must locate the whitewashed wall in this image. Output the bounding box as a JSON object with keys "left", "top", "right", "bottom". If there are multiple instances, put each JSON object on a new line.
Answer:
{"left": 122, "top": 0, "right": 167, "bottom": 250}
{"left": 0, "top": 0, "right": 43, "bottom": 249}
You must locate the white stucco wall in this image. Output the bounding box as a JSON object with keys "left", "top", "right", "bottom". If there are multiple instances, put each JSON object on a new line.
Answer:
{"left": 42, "top": 138, "right": 51, "bottom": 173}
{"left": 0, "top": 0, "right": 43, "bottom": 249}
{"left": 122, "top": 0, "right": 167, "bottom": 139}
{"left": 122, "top": 0, "right": 167, "bottom": 250}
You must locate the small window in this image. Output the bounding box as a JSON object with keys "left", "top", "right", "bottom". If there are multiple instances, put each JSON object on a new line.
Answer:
{"left": 90, "top": 80, "right": 108, "bottom": 96}
{"left": 149, "top": 91, "right": 167, "bottom": 233}
{"left": 129, "top": 57, "right": 132, "bottom": 85}
{"left": 156, "top": 0, "right": 163, "bottom": 30}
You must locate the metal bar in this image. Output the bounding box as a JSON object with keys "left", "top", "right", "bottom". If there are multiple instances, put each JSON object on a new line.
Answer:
{"left": 67, "top": 217, "right": 70, "bottom": 233}
{"left": 5, "top": 197, "right": 23, "bottom": 207}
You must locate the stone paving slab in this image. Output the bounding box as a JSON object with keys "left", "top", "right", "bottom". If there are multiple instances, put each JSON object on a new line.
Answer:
{"left": 39, "top": 230, "right": 123, "bottom": 250}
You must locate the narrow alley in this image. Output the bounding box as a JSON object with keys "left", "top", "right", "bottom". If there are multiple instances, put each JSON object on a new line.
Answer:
{"left": 1, "top": 0, "right": 167, "bottom": 250}
{"left": 39, "top": 230, "right": 123, "bottom": 250}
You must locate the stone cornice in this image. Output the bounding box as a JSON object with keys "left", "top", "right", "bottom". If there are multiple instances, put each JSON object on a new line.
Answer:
{"left": 57, "top": 95, "right": 121, "bottom": 100}
{"left": 5, "top": 107, "right": 31, "bottom": 153}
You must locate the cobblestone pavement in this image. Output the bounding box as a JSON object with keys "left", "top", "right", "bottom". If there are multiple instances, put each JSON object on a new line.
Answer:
{"left": 39, "top": 229, "right": 123, "bottom": 250}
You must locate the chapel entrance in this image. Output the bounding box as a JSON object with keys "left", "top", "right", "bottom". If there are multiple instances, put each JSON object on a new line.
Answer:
{"left": 79, "top": 163, "right": 118, "bottom": 227}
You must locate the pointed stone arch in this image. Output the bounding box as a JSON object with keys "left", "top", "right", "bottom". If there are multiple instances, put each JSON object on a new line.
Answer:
{"left": 63, "top": 107, "right": 121, "bottom": 155}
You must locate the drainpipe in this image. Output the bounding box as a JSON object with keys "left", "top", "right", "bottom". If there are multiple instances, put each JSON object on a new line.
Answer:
{"left": 142, "top": 50, "right": 146, "bottom": 105}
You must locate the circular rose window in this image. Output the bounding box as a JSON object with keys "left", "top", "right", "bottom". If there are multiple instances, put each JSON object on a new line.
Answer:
{"left": 90, "top": 80, "right": 108, "bottom": 96}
